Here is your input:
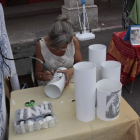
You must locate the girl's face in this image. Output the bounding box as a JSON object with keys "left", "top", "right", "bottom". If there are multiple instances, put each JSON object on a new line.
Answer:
{"left": 58, "top": 43, "right": 68, "bottom": 51}
{"left": 50, "top": 43, "right": 68, "bottom": 52}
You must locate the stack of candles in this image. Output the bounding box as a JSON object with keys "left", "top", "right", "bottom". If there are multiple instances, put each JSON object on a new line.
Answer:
{"left": 73, "top": 44, "right": 122, "bottom": 122}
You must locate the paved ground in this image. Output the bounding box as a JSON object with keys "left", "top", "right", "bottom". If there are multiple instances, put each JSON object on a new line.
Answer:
{"left": 4, "top": 0, "right": 123, "bottom": 45}
{"left": 5, "top": 0, "right": 124, "bottom": 74}
{"left": 95, "top": 0, "right": 122, "bottom": 28}
{"left": 122, "top": 74, "right": 140, "bottom": 116}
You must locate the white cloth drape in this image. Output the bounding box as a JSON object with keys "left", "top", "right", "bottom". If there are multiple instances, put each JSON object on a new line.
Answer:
{"left": 0, "top": 4, "right": 19, "bottom": 140}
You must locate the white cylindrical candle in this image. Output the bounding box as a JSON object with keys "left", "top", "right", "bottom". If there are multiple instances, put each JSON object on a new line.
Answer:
{"left": 10, "top": 73, "right": 20, "bottom": 91}
{"left": 44, "top": 67, "right": 66, "bottom": 98}
{"left": 74, "top": 62, "right": 96, "bottom": 122}
{"left": 96, "top": 69, "right": 101, "bottom": 83}
{"left": 89, "top": 44, "right": 106, "bottom": 69}
{"left": 101, "top": 61, "right": 121, "bottom": 81}
{"left": 96, "top": 79, "right": 122, "bottom": 121}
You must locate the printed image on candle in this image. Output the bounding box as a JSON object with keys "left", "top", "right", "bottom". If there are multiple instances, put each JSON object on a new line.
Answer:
{"left": 130, "top": 26, "right": 140, "bottom": 45}
{"left": 44, "top": 67, "right": 67, "bottom": 98}
{"left": 48, "top": 69, "right": 63, "bottom": 84}
{"left": 106, "top": 90, "right": 121, "bottom": 119}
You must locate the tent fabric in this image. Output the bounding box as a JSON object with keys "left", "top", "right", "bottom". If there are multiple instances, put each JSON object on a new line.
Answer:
{"left": 129, "top": 0, "right": 140, "bottom": 24}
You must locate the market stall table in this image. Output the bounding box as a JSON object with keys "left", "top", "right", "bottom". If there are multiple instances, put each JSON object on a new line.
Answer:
{"left": 9, "top": 83, "right": 140, "bottom": 140}
{"left": 107, "top": 31, "right": 140, "bottom": 86}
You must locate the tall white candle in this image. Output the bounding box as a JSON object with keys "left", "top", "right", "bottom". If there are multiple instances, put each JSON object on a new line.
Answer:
{"left": 101, "top": 61, "right": 121, "bottom": 81}
{"left": 96, "top": 79, "right": 122, "bottom": 121}
{"left": 44, "top": 67, "right": 66, "bottom": 98}
{"left": 10, "top": 73, "right": 20, "bottom": 91}
{"left": 89, "top": 44, "right": 106, "bottom": 82}
{"left": 74, "top": 62, "right": 96, "bottom": 122}
{"left": 89, "top": 44, "right": 106, "bottom": 69}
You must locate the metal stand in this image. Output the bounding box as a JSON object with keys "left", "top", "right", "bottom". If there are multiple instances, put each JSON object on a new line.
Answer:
{"left": 76, "top": 1, "right": 95, "bottom": 41}
{"left": 124, "top": 81, "right": 134, "bottom": 94}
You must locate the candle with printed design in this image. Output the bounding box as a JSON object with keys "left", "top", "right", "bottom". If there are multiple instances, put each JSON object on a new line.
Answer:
{"left": 44, "top": 67, "right": 67, "bottom": 98}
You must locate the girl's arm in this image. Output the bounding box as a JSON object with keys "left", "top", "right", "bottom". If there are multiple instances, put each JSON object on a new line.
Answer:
{"left": 73, "top": 35, "right": 83, "bottom": 63}
{"left": 35, "top": 42, "right": 53, "bottom": 81}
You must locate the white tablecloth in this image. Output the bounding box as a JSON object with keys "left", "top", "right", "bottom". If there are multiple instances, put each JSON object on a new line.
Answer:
{"left": 9, "top": 84, "right": 140, "bottom": 140}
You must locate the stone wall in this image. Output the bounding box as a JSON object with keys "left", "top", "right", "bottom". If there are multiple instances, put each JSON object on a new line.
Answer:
{"left": 62, "top": 0, "right": 98, "bottom": 31}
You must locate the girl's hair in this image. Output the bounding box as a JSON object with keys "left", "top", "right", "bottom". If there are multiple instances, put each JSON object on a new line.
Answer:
{"left": 49, "top": 14, "right": 74, "bottom": 48}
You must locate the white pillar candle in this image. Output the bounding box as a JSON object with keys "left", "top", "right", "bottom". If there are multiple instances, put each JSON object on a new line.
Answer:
{"left": 96, "top": 69, "right": 101, "bottom": 83}
{"left": 89, "top": 44, "right": 106, "bottom": 82}
{"left": 10, "top": 73, "right": 20, "bottom": 91}
{"left": 101, "top": 61, "right": 121, "bottom": 81}
{"left": 89, "top": 44, "right": 106, "bottom": 69}
{"left": 74, "top": 62, "right": 96, "bottom": 122}
{"left": 96, "top": 79, "right": 122, "bottom": 121}
{"left": 44, "top": 67, "right": 67, "bottom": 98}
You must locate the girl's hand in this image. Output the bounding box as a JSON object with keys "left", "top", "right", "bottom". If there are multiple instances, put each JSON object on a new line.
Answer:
{"left": 41, "top": 69, "right": 54, "bottom": 81}
{"left": 57, "top": 68, "right": 74, "bottom": 86}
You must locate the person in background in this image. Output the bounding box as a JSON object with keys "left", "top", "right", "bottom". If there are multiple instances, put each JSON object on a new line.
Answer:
{"left": 122, "top": 0, "right": 135, "bottom": 29}
{"left": 35, "top": 14, "right": 83, "bottom": 86}
{"left": 129, "top": 0, "right": 140, "bottom": 25}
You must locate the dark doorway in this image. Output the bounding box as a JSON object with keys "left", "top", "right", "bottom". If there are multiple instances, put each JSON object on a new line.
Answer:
{"left": 6, "top": 0, "right": 29, "bottom": 6}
